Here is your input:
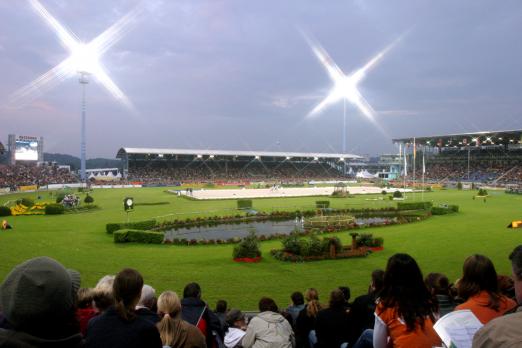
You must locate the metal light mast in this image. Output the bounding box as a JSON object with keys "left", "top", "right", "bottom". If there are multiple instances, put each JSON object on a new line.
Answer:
{"left": 79, "top": 72, "right": 89, "bottom": 182}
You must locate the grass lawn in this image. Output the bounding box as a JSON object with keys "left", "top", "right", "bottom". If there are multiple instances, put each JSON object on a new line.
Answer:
{"left": 0, "top": 187, "right": 520, "bottom": 310}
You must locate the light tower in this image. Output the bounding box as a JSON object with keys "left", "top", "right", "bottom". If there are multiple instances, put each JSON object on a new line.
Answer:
{"left": 79, "top": 72, "right": 89, "bottom": 182}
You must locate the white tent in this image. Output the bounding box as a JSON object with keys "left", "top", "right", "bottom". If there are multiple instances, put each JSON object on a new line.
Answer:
{"left": 356, "top": 170, "right": 377, "bottom": 179}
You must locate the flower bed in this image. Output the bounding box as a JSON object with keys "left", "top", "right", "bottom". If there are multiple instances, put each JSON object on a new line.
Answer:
{"left": 233, "top": 256, "right": 262, "bottom": 263}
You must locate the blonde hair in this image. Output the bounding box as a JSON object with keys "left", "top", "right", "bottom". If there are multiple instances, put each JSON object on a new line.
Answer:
{"left": 157, "top": 291, "right": 182, "bottom": 346}
{"left": 305, "top": 288, "right": 322, "bottom": 318}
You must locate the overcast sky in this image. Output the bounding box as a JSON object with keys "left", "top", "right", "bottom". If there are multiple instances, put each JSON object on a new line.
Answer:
{"left": 1, "top": 0, "right": 521, "bottom": 158}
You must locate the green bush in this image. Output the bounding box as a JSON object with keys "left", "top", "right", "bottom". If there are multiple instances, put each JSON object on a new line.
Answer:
{"left": 381, "top": 190, "right": 387, "bottom": 195}
{"left": 393, "top": 191, "right": 403, "bottom": 198}
{"left": 45, "top": 204, "right": 65, "bottom": 215}
{"left": 282, "top": 233, "right": 302, "bottom": 254}
{"left": 18, "top": 198, "right": 34, "bottom": 207}
{"left": 321, "top": 237, "right": 342, "bottom": 253}
{"left": 0, "top": 206, "right": 11, "bottom": 216}
{"left": 457, "top": 182, "right": 463, "bottom": 190}
{"left": 84, "top": 195, "right": 94, "bottom": 204}
{"left": 237, "top": 199, "right": 253, "bottom": 210}
{"left": 55, "top": 192, "right": 66, "bottom": 203}
{"left": 106, "top": 219, "right": 156, "bottom": 234}
{"left": 316, "top": 200, "right": 330, "bottom": 209}
{"left": 113, "top": 229, "right": 163, "bottom": 244}
{"left": 308, "top": 234, "right": 324, "bottom": 256}
{"left": 233, "top": 231, "right": 261, "bottom": 258}
{"left": 397, "top": 201, "right": 433, "bottom": 211}
{"left": 478, "top": 188, "right": 488, "bottom": 196}
{"left": 431, "top": 204, "right": 459, "bottom": 215}
{"left": 356, "top": 233, "right": 374, "bottom": 247}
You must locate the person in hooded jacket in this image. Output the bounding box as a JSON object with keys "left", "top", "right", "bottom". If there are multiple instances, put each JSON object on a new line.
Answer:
{"left": 0, "top": 256, "right": 84, "bottom": 348}
{"left": 224, "top": 309, "right": 247, "bottom": 348}
{"left": 241, "top": 297, "right": 295, "bottom": 348}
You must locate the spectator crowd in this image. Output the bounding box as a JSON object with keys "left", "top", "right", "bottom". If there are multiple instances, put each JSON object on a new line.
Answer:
{"left": 0, "top": 164, "right": 77, "bottom": 189}
{"left": 1, "top": 246, "right": 522, "bottom": 347}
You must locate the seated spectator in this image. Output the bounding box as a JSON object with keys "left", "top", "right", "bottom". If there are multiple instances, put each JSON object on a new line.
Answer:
{"left": 76, "top": 287, "right": 97, "bottom": 336}
{"left": 0, "top": 256, "right": 83, "bottom": 347}
{"left": 456, "top": 254, "right": 517, "bottom": 324}
{"left": 473, "top": 245, "right": 522, "bottom": 347}
{"left": 348, "top": 269, "right": 384, "bottom": 346}
{"left": 224, "top": 309, "right": 247, "bottom": 348}
{"left": 497, "top": 274, "right": 516, "bottom": 299}
{"left": 314, "top": 289, "right": 350, "bottom": 348}
{"left": 242, "top": 297, "right": 295, "bottom": 348}
{"left": 295, "top": 288, "right": 322, "bottom": 348}
{"left": 286, "top": 291, "right": 305, "bottom": 327}
{"left": 374, "top": 253, "right": 441, "bottom": 348}
{"left": 92, "top": 275, "right": 115, "bottom": 314}
{"left": 215, "top": 299, "right": 228, "bottom": 333}
{"left": 86, "top": 268, "right": 162, "bottom": 348}
{"left": 156, "top": 290, "right": 206, "bottom": 348}
{"left": 181, "top": 282, "right": 223, "bottom": 347}
{"left": 338, "top": 286, "right": 351, "bottom": 311}
{"left": 425, "top": 272, "right": 455, "bottom": 316}
{"left": 136, "top": 284, "right": 160, "bottom": 324}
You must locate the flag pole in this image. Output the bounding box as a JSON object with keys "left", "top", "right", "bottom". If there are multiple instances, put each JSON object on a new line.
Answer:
{"left": 422, "top": 147, "right": 425, "bottom": 201}
{"left": 413, "top": 137, "right": 416, "bottom": 201}
{"left": 403, "top": 145, "right": 407, "bottom": 197}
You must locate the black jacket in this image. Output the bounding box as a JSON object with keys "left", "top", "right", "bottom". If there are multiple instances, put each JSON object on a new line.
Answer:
{"left": 0, "top": 328, "right": 84, "bottom": 348}
{"left": 314, "top": 307, "right": 350, "bottom": 348}
{"left": 85, "top": 307, "right": 162, "bottom": 348}
{"left": 347, "top": 294, "right": 376, "bottom": 344}
{"left": 181, "top": 297, "right": 223, "bottom": 347}
{"left": 136, "top": 307, "right": 160, "bottom": 324}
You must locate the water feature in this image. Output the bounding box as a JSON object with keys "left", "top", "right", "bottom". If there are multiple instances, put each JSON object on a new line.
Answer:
{"left": 163, "top": 216, "right": 397, "bottom": 242}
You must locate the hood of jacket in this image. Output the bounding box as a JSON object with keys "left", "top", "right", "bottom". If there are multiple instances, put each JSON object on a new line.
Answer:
{"left": 256, "top": 311, "right": 287, "bottom": 324}
{"left": 0, "top": 328, "right": 84, "bottom": 348}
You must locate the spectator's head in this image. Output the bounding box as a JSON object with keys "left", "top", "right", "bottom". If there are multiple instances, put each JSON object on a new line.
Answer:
{"left": 225, "top": 309, "right": 246, "bottom": 329}
{"left": 156, "top": 291, "right": 182, "bottom": 346}
{"left": 425, "top": 273, "right": 451, "bottom": 296}
{"left": 338, "top": 286, "right": 350, "bottom": 303}
{"left": 371, "top": 269, "right": 385, "bottom": 295}
{"left": 328, "top": 289, "right": 345, "bottom": 309}
{"left": 497, "top": 275, "right": 515, "bottom": 299}
{"left": 77, "top": 288, "right": 94, "bottom": 309}
{"left": 215, "top": 299, "right": 227, "bottom": 314}
{"left": 509, "top": 245, "right": 522, "bottom": 304}
{"left": 0, "top": 257, "right": 80, "bottom": 336}
{"left": 304, "top": 288, "right": 319, "bottom": 302}
{"left": 304, "top": 288, "right": 322, "bottom": 318}
{"left": 380, "top": 253, "right": 435, "bottom": 331}
{"left": 94, "top": 275, "right": 115, "bottom": 293}
{"left": 290, "top": 291, "right": 304, "bottom": 306}
{"left": 183, "top": 282, "right": 201, "bottom": 299}
{"left": 137, "top": 284, "right": 156, "bottom": 309}
{"left": 113, "top": 268, "right": 143, "bottom": 321}
{"left": 259, "top": 297, "right": 278, "bottom": 313}
{"left": 458, "top": 254, "right": 499, "bottom": 304}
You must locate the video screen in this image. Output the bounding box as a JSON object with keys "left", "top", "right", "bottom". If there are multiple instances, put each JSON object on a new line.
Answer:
{"left": 15, "top": 140, "right": 38, "bottom": 161}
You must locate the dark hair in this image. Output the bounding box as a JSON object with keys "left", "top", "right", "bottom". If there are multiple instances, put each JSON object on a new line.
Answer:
{"left": 259, "top": 297, "right": 278, "bottom": 312}
{"left": 216, "top": 300, "right": 227, "bottom": 313}
{"left": 328, "top": 289, "right": 346, "bottom": 309}
{"left": 113, "top": 268, "right": 143, "bottom": 321}
{"left": 77, "top": 288, "right": 94, "bottom": 309}
{"left": 458, "top": 254, "right": 500, "bottom": 310}
{"left": 338, "top": 286, "right": 350, "bottom": 302}
{"left": 93, "top": 291, "right": 114, "bottom": 312}
{"left": 379, "top": 253, "right": 436, "bottom": 331}
{"left": 509, "top": 245, "right": 522, "bottom": 280}
{"left": 183, "top": 282, "right": 201, "bottom": 299}
{"left": 291, "top": 291, "right": 304, "bottom": 306}
{"left": 371, "top": 269, "right": 385, "bottom": 295}
{"left": 425, "top": 273, "right": 451, "bottom": 296}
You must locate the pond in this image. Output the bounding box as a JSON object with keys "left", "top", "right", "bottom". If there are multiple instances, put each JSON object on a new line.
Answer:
{"left": 163, "top": 216, "right": 397, "bottom": 242}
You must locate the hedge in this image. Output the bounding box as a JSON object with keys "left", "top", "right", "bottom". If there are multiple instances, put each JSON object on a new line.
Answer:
{"left": 237, "top": 199, "right": 253, "bottom": 210}
{"left": 0, "top": 206, "right": 11, "bottom": 216}
{"left": 431, "top": 205, "right": 459, "bottom": 215}
{"left": 114, "top": 229, "right": 164, "bottom": 244}
{"left": 106, "top": 219, "right": 156, "bottom": 234}
{"left": 316, "top": 201, "right": 330, "bottom": 209}
{"left": 18, "top": 198, "right": 34, "bottom": 208}
{"left": 45, "top": 204, "right": 65, "bottom": 215}
{"left": 397, "top": 201, "right": 433, "bottom": 211}
{"left": 84, "top": 195, "right": 94, "bottom": 204}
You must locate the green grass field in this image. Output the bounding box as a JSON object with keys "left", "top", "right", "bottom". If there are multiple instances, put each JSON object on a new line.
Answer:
{"left": 1, "top": 187, "right": 520, "bottom": 310}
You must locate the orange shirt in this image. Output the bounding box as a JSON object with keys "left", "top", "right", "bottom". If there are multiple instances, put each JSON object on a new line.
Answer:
{"left": 376, "top": 302, "right": 441, "bottom": 348}
{"left": 455, "top": 291, "right": 517, "bottom": 324}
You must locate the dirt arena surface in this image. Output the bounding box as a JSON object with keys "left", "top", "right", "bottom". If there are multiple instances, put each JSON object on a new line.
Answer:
{"left": 175, "top": 186, "right": 413, "bottom": 200}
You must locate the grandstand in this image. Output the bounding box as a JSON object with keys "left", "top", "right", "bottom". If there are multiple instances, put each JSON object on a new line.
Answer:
{"left": 0, "top": 141, "right": 4, "bottom": 154}
{"left": 393, "top": 129, "right": 522, "bottom": 184}
{"left": 117, "top": 147, "right": 361, "bottom": 184}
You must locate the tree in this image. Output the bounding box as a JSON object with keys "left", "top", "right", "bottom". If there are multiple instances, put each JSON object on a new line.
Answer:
{"left": 84, "top": 194, "right": 94, "bottom": 204}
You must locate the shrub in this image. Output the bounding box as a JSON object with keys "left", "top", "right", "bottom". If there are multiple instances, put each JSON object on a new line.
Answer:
{"left": 356, "top": 233, "right": 374, "bottom": 247}
{"left": 233, "top": 231, "right": 261, "bottom": 258}
{"left": 381, "top": 190, "right": 387, "bottom": 195}
{"left": 431, "top": 204, "right": 459, "bottom": 215}
{"left": 106, "top": 219, "right": 156, "bottom": 234}
{"left": 393, "top": 191, "right": 403, "bottom": 198}
{"left": 45, "top": 203, "right": 65, "bottom": 215}
{"left": 308, "top": 234, "right": 323, "bottom": 256}
{"left": 478, "top": 188, "right": 488, "bottom": 196}
{"left": 397, "top": 201, "right": 433, "bottom": 211}
{"left": 457, "top": 182, "right": 463, "bottom": 190}
{"left": 55, "top": 192, "right": 66, "bottom": 203}
{"left": 282, "top": 233, "right": 302, "bottom": 254}
{"left": 425, "top": 186, "right": 432, "bottom": 192}
{"left": 0, "top": 206, "right": 12, "bottom": 216}
{"left": 19, "top": 198, "right": 34, "bottom": 208}
{"left": 321, "top": 237, "right": 342, "bottom": 253}
{"left": 237, "top": 199, "right": 253, "bottom": 210}
{"left": 113, "top": 229, "right": 163, "bottom": 244}
{"left": 84, "top": 194, "right": 94, "bottom": 204}
{"left": 316, "top": 200, "right": 330, "bottom": 209}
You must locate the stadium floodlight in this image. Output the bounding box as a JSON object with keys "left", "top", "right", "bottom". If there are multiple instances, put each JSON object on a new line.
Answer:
{"left": 9, "top": 0, "right": 142, "bottom": 181}
{"left": 304, "top": 32, "right": 405, "bottom": 155}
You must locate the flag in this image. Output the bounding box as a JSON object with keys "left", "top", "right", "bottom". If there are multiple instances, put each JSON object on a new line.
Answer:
{"left": 403, "top": 147, "right": 408, "bottom": 176}
{"left": 413, "top": 138, "right": 416, "bottom": 160}
{"left": 422, "top": 151, "right": 426, "bottom": 174}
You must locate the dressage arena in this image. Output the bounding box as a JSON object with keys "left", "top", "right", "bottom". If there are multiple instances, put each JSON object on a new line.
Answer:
{"left": 176, "top": 186, "right": 413, "bottom": 200}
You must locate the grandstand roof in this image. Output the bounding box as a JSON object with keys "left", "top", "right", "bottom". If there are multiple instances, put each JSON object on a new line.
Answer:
{"left": 116, "top": 147, "right": 361, "bottom": 160}
{"left": 392, "top": 129, "right": 522, "bottom": 147}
